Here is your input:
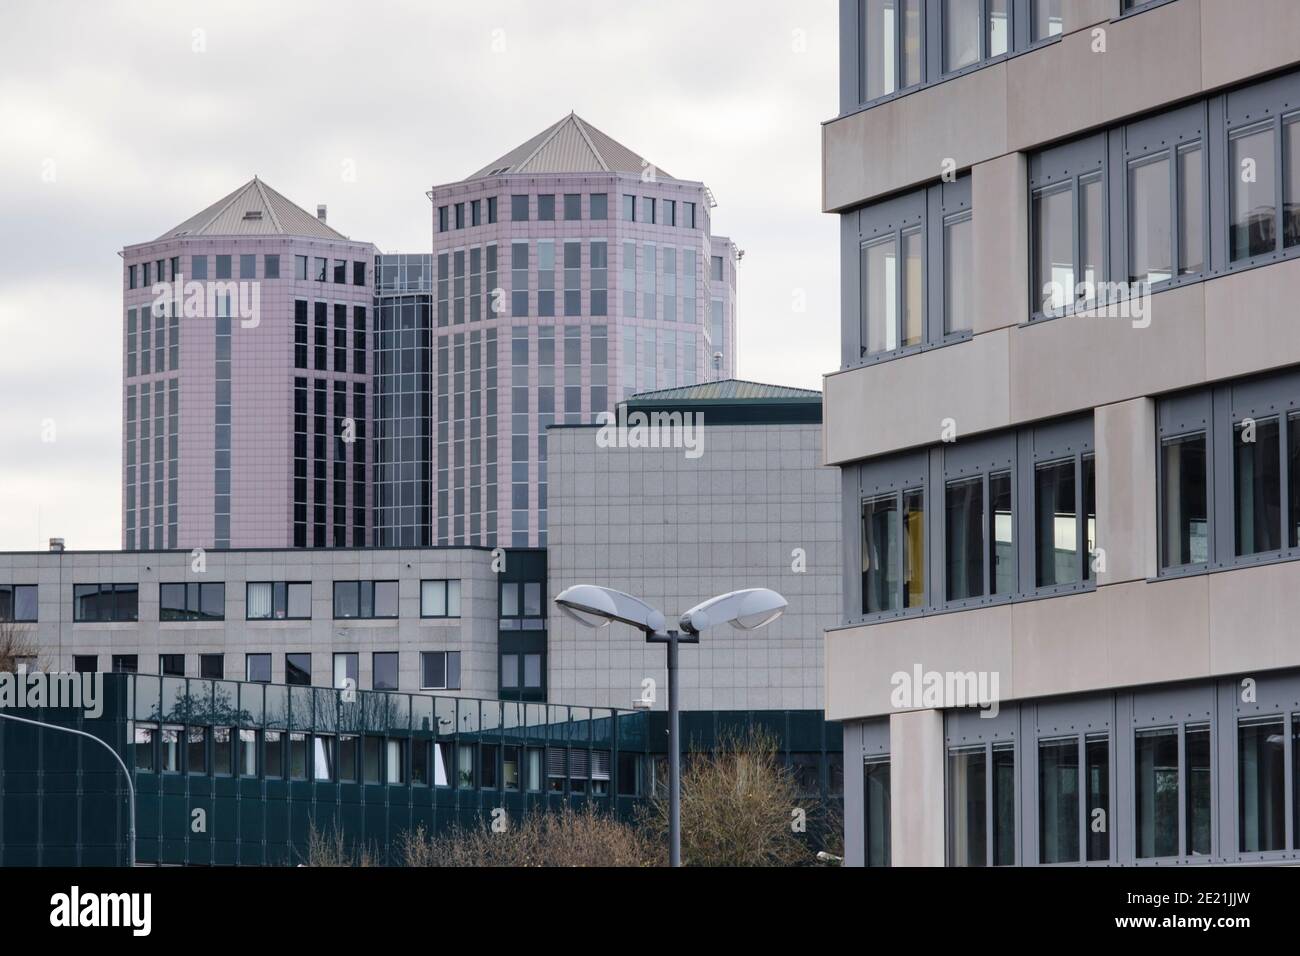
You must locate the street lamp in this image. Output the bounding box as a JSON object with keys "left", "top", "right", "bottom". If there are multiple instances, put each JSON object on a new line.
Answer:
{"left": 554, "top": 584, "right": 787, "bottom": 867}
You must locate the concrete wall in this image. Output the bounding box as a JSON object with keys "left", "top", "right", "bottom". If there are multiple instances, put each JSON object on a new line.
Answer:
{"left": 0, "top": 548, "right": 500, "bottom": 696}
{"left": 823, "top": 0, "right": 1300, "bottom": 212}
{"left": 548, "top": 422, "right": 840, "bottom": 711}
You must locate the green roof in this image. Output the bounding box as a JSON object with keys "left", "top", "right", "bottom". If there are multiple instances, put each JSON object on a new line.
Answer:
{"left": 627, "top": 379, "right": 821, "bottom": 403}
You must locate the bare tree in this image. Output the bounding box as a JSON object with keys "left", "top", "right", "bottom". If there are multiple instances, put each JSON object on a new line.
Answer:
{"left": 302, "top": 820, "right": 377, "bottom": 867}
{"left": 0, "top": 620, "right": 44, "bottom": 673}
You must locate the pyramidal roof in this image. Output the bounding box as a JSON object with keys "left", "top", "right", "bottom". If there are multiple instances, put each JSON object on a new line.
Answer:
{"left": 628, "top": 379, "right": 822, "bottom": 403}
{"left": 154, "top": 177, "right": 348, "bottom": 242}
{"left": 465, "top": 112, "right": 675, "bottom": 182}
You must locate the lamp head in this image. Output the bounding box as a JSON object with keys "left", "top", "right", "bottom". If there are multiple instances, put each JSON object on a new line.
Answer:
{"left": 554, "top": 584, "right": 666, "bottom": 634}
{"left": 678, "top": 588, "right": 787, "bottom": 635}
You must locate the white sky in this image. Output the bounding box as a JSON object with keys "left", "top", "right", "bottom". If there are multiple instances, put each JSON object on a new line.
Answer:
{"left": 0, "top": 0, "right": 840, "bottom": 551}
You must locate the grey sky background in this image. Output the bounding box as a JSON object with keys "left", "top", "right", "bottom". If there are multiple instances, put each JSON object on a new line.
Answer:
{"left": 0, "top": 0, "right": 839, "bottom": 551}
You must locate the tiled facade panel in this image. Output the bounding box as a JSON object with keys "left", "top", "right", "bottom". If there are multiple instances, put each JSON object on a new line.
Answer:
{"left": 0, "top": 548, "right": 499, "bottom": 698}
{"left": 548, "top": 423, "right": 840, "bottom": 711}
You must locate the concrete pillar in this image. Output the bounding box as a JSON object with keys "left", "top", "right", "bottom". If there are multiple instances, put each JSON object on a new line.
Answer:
{"left": 1096, "top": 397, "right": 1158, "bottom": 586}
{"left": 889, "top": 709, "right": 946, "bottom": 866}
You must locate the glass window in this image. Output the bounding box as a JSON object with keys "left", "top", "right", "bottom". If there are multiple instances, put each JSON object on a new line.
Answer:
{"left": 861, "top": 236, "right": 898, "bottom": 355}
{"left": 313, "top": 735, "right": 334, "bottom": 781}
{"left": 285, "top": 653, "right": 311, "bottom": 686}
{"left": 1135, "top": 727, "right": 1179, "bottom": 858}
{"left": 944, "top": 0, "right": 979, "bottom": 73}
{"left": 421, "top": 651, "right": 447, "bottom": 690}
{"left": 363, "top": 736, "right": 381, "bottom": 784}
{"left": 504, "top": 746, "right": 520, "bottom": 791}
{"left": 246, "top": 653, "right": 271, "bottom": 683}
{"left": 1289, "top": 413, "right": 1300, "bottom": 548}
{"left": 1161, "top": 433, "right": 1209, "bottom": 568}
{"left": 622, "top": 194, "right": 635, "bottom": 221}
{"left": 590, "top": 193, "right": 608, "bottom": 220}
{"left": 1032, "top": 184, "right": 1073, "bottom": 315}
{"left": 1079, "top": 174, "right": 1104, "bottom": 305}
{"left": 1178, "top": 143, "right": 1205, "bottom": 274}
{"left": 943, "top": 214, "right": 973, "bottom": 334}
{"left": 992, "top": 744, "right": 1015, "bottom": 865}
{"left": 333, "top": 652, "right": 358, "bottom": 690}
{"left": 511, "top": 194, "right": 529, "bottom": 221}
{"left": 457, "top": 745, "right": 475, "bottom": 789}
{"left": 864, "top": 758, "right": 891, "bottom": 867}
{"left": 948, "top": 747, "right": 986, "bottom": 866}
{"left": 481, "top": 744, "right": 499, "bottom": 790}
{"left": 1085, "top": 734, "right": 1110, "bottom": 862}
{"left": 386, "top": 740, "right": 405, "bottom": 784}
{"left": 501, "top": 654, "right": 518, "bottom": 689}
{"left": 373, "top": 581, "right": 399, "bottom": 618}
{"left": 265, "top": 731, "right": 284, "bottom": 779}
{"left": 161, "top": 726, "right": 181, "bottom": 773}
{"left": 1239, "top": 717, "right": 1285, "bottom": 853}
{"left": 902, "top": 226, "right": 923, "bottom": 348}
{"left": 945, "top": 477, "right": 984, "bottom": 601}
{"left": 373, "top": 652, "right": 399, "bottom": 690}
{"left": 990, "top": 471, "right": 1015, "bottom": 594}
{"left": 239, "top": 729, "right": 257, "bottom": 777}
{"left": 862, "top": 0, "right": 921, "bottom": 100}
{"left": 987, "top": 0, "right": 1009, "bottom": 56}
{"left": 1035, "top": 459, "right": 1079, "bottom": 588}
{"left": 563, "top": 194, "right": 581, "bottom": 220}
{"left": 412, "top": 740, "right": 430, "bottom": 786}
{"left": 213, "top": 727, "right": 232, "bottom": 776}
{"left": 1128, "top": 154, "right": 1172, "bottom": 284}
{"left": 264, "top": 254, "right": 280, "bottom": 279}
{"left": 134, "top": 724, "right": 156, "bottom": 772}
{"left": 1038, "top": 738, "right": 1079, "bottom": 864}
{"left": 524, "top": 653, "right": 542, "bottom": 688}
{"left": 338, "top": 736, "right": 358, "bottom": 783}
{"left": 538, "top": 194, "right": 555, "bottom": 221}
{"left": 1032, "top": 0, "right": 1062, "bottom": 40}
{"left": 187, "top": 727, "right": 207, "bottom": 774}
{"left": 1186, "top": 723, "right": 1212, "bottom": 856}
{"left": 333, "top": 581, "right": 360, "bottom": 618}
{"left": 287, "top": 582, "right": 311, "bottom": 619}
{"left": 1235, "top": 417, "right": 1281, "bottom": 556}
{"left": 1230, "top": 124, "right": 1277, "bottom": 261}
{"left": 862, "top": 494, "right": 900, "bottom": 613}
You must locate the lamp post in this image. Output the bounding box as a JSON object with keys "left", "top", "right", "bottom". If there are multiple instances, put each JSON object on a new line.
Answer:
{"left": 554, "top": 585, "right": 787, "bottom": 867}
{"left": 0, "top": 710, "right": 136, "bottom": 867}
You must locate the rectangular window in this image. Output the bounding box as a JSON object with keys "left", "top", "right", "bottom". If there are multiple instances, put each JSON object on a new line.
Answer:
{"left": 989, "top": 471, "right": 1015, "bottom": 594}
{"left": 265, "top": 254, "right": 280, "bottom": 279}
{"left": 288, "top": 733, "right": 308, "bottom": 780}
{"left": 1038, "top": 738, "right": 1079, "bottom": 864}
{"left": 511, "top": 194, "right": 529, "bottom": 221}
{"left": 864, "top": 758, "right": 891, "bottom": 867}
{"left": 285, "top": 653, "right": 311, "bottom": 686}
{"left": 213, "top": 727, "right": 232, "bottom": 776}
{"left": 1031, "top": 0, "right": 1062, "bottom": 40}
{"left": 861, "top": 490, "right": 925, "bottom": 613}
{"left": 944, "top": 0, "right": 979, "bottom": 73}
{"left": 353, "top": 261, "right": 366, "bottom": 286}
{"left": 1178, "top": 144, "right": 1205, "bottom": 275}
{"left": 239, "top": 254, "right": 256, "bottom": 279}
{"left": 420, "top": 651, "right": 461, "bottom": 690}
{"left": 1085, "top": 734, "right": 1110, "bottom": 861}
{"left": 216, "top": 255, "right": 231, "bottom": 280}
{"left": 74, "top": 656, "right": 97, "bottom": 674}
{"left": 862, "top": 0, "right": 922, "bottom": 101}
{"left": 948, "top": 747, "right": 986, "bottom": 866}
{"left": 1234, "top": 417, "right": 1281, "bottom": 556}
{"left": 1230, "top": 124, "right": 1276, "bottom": 261}
{"left": 188, "top": 727, "right": 208, "bottom": 775}
{"left": 945, "top": 477, "right": 984, "bottom": 602}
{"left": 246, "top": 653, "right": 271, "bottom": 683}
{"left": 160, "top": 654, "right": 185, "bottom": 677}
{"left": 511, "top": 241, "right": 529, "bottom": 317}
{"left": 313, "top": 735, "right": 334, "bottom": 782}
{"left": 1239, "top": 717, "right": 1285, "bottom": 853}
{"left": 1032, "top": 184, "right": 1073, "bottom": 315}
{"left": 1135, "top": 727, "right": 1179, "bottom": 858}
{"left": 332, "top": 581, "right": 399, "bottom": 619}
{"left": 1161, "top": 433, "right": 1208, "bottom": 567}
{"left": 295, "top": 255, "right": 308, "bottom": 280}
{"left": 458, "top": 745, "right": 476, "bottom": 790}
{"left": 112, "top": 655, "right": 138, "bottom": 674}
{"left": 333, "top": 653, "right": 358, "bottom": 691}
{"left": 622, "top": 194, "right": 635, "bottom": 221}
{"left": 1035, "top": 459, "right": 1079, "bottom": 588}
{"left": 487, "top": 196, "right": 498, "bottom": 223}
{"left": 316, "top": 258, "right": 330, "bottom": 282}
{"left": 373, "top": 652, "right": 399, "bottom": 690}
{"left": 419, "top": 579, "right": 461, "bottom": 617}
{"left": 159, "top": 582, "right": 225, "bottom": 622}
{"left": 1186, "top": 723, "right": 1212, "bottom": 856}
{"left": 73, "top": 583, "right": 139, "bottom": 623}
{"left": 943, "top": 213, "right": 973, "bottom": 334}
{"left": 1128, "top": 154, "right": 1172, "bottom": 284}
{"left": 161, "top": 726, "right": 181, "bottom": 774}
{"left": 363, "top": 736, "right": 381, "bottom": 784}
{"left": 200, "top": 654, "right": 223, "bottom": 680}
{"left": 590, "top": 193, "right": 608, "bottom": 220}
{"left": 246, "top": 581, "right": 313, "bottom": 620}
{"left": 538, "top": 194, "right": 555, "bottom": 221}
{"left": 563, "top": 193, "right": 581, "bottom": 220}
{"left": 0, "top": 585, "right": 37, "bottom": 623}
{"left": 861, "top": 236, "right": 898, "bottom": 355}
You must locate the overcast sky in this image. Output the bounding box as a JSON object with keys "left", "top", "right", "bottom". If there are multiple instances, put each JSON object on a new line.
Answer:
{"left": 0, "top": 0, "right": 839, "bottom": 551}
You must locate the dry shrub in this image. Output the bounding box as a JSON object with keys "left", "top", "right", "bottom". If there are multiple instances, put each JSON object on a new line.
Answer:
{"left": 400, "top": 803, "right": 662, "bottom": 867}
{"left": 0, "top": 621, "right": 43, "bottom": 673}
{"left": 645, "top": 728, "right": 819, "bottom": 867}
{"left": 304, "top": 820, "right": 377, "bottom": 867}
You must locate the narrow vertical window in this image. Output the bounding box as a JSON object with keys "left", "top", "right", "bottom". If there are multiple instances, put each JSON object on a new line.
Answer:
{"left": 903, "top": 488, "right": 926, "bottom": 608}
{"left": 902, "top": 226, "right": 923, "bottom": 348}
{"left": 1234, "top": 417, "right": 1281, "bottom": 556}
{"left": 987, "top": 0, "right": 1009, "bottom": 56}
{"left": 1230, "top": 124, "right": 1277, "bottom": 261}
{"left": 989, "top": 471, "right": 1015, "bottom": 594}
{"left": 1238, "top": 717, "right": 1285, "bottom": 853}
{"left": 992, "top": 744, "right": 1015, "bottom": 865}
{"left": 1161, "top": 433, "right": 1208, "bottom": 567}
{"left": 1038, "top": 738, "right": 1079, "bottom": 864}
{"left": 861, "top": 235, "right": 898, "bottom": 355}
{"left": 1079, "top": 174, "right": 1104, "bottom": 305}
{"left": 948, "top": 747, "right": 987, "bottom": 867}
{"left": 1177, "top": 143, "right": 1205, "bottom": 274}
{"left": 1186, "top": 724, "right": 1212, "bottom": 857}
{"left": 1135, "top": 728, "right": 1179, "bottom": 859}
{"left": 1035, "top": 459, "right": 1079, "bottom": 587}
{"left": 862, "top": 0, "right": 897, "bottom": 101}
{"left": 862, "top": 494, "right": 899, "bottom": 613}
{"left": 1032, "top": 0, "right": 1062, "bottom": 41}
{"left": 902, "top": 0, "right": 922, "bottom": 87}
{"left": 943, "top": 213, "right": 974, "bottom": 335}
{"left": 943, "top": 0, "right": 979, "bottom": 73}
{"left": 1085, "top": 734, "right": 1110, "bottom": 861}
{"left": 864, "top": 759, "right": 891, "bottom": 867}
{"left": 1128, "top": 154, "right": 1172, "bottom": 284}
{"left": 1032, "top": 184, "right": 1073, "bottom": 315}
{"left": 945, "top": 477, "right": 984, "bottom": 601}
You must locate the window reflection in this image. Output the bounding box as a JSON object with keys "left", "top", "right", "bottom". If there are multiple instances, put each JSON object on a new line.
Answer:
{"left": 1039, "top": 738, "right": 1079, "bottom": 864}
{"left": 1085, "top": 734, "right": 1110, "bottom": 861}
{"left": 1239, "top": 718, "right": 1285, "bottom": 853}
{"left": 1135, "top": 728, "right": 1178, "bottom": 858}
{"left": 1128, "top": 155, "right": 1172, "bottom": 284}
{"left": 946, "top": 477, "right": 984, "bottom": 601}
{"left": 1161, "top": 433, "right": 1209, "bottom": 567}
{"left": 1035, "top": 459, "right": 1079, "bottom": 587}
{"left": 1033, "top": 185, "right": 1073, "bottom": 314}
{"left": 862, "top": 236, "right": 898, "bottom": 355}
{"left": 864, "top": 758, "right": 891, "bottom": 867}
{"left": 1234, "top": 417, "right": 1281, "bottom": 556}
{"left": 1230, "top": 125, "right": 1276, "bottom": 260}
{"left": 862, "top": 494, "right": 899, "bottom": 613}
{"left": 943, "top": 214, "right": 974, "bottom": 335}
{"left": 948, "top": 747, "right": 986, "bottom": 866}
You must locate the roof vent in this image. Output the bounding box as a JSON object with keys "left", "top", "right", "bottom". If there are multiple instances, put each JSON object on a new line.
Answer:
{"left": 243, "top": 210, "right": 263, "bottom": 221}
{"left": 317, "top": 204, "right": 327, "bottom": 222}
{"left": 48, "top": 537, "right": 65, "bottom": 553}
